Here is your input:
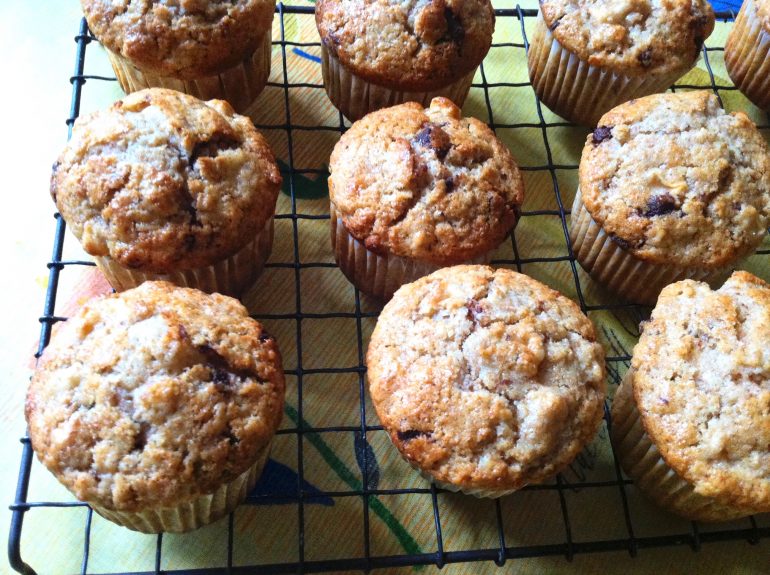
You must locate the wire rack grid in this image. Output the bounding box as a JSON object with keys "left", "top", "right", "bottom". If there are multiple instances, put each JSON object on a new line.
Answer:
{"left": 9, "top": 4, "right": 770, "bottom": 574}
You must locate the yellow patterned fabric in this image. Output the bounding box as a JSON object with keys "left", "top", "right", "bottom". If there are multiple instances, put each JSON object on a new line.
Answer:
{"left": 13, "top": 1, "right": 769, "bottom": 573}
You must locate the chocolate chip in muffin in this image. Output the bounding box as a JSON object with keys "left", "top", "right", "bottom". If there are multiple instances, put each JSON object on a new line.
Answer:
{"left": 495, "top": 379, "right": 515, "bottom": 394}
{"left": 178, "top": 181, "right": 201, "bottom": 227}
{"left": 190, "top": 133, "right": 240, "bottom": 167}
{"left": 224, "top": 428, "right": 240, "bottom": 445}
{"left": 638, "top": 48, "right": 653, "bottom": 68}
{"left": 609, "top": 233, "right": 643, "bottom": 251}
{"left": 644, "top": 193, "right": 679, "bottom": 217}
{"left": 327, "top": 30, "right": 342, "bottom": 47}
{"left": 396, "top": 429, "right": 431, "bottom": 442}
{"left": 212, "top": 368, "right": 231, "bottom": 387}
{"left": 414, "top": 124, "right": 452, "bottom": 160}
{"left": 132, "top": 423, "right": 150, "bottom": 452}
{"left": 718, "top": 164, "right": 734, "bottom": 190}
{"left": 199, "top": 343, "right": 258, "bottom": 383}
{"left": 444, "top": 8, "right": 465, "bottom": 45}
{"left": 466, "top": 299, "right": 484, "bottom": 324}
{"left": 592, "top": 126, "right": 613, "bottom": 145}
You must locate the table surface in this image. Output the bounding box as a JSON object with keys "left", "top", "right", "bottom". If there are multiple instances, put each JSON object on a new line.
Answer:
{"left": 1, "top": 1, "right": 768, "bottom": 573}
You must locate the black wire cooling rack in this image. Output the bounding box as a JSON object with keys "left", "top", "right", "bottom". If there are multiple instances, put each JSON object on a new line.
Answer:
{"left": 9, "top": 4, "right": 770, "bottom": 574}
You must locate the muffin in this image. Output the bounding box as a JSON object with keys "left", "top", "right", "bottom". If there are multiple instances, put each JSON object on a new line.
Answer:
{"left": 528, "top": 0, "right": 715, "bottom": 126}
{"left": 82, "top": 0, "right": 275, "bottom": 113}
{"left": 329, "top": 98, "right": 524, "bottom": 300}
{"left": 25, "top": 281, "right": 286, "bottom": 533}
{"left": 367, "top": 265, "right": 606, "bottom": 497}
{"left": 52, "top": 88, "right": 282, "bottom": 296}
{"left": 725, "top": 0, "right": 770, "bottom": 111}
{"left": 611, "top": 271, "right": 770, "bottom": 521}
{"left": 315, "top": 0, "right": 494, "bottom": 121}
{"left": 570, "top": 91, "right": 770, "bottom": 305}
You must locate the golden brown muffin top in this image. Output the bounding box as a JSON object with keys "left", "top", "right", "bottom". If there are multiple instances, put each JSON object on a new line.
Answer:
{"left": 540, "top": 0, "right": 714, "bottom": 75}
{"left": 26, "top": 281, "right": 285, "bottom": 512}
{"left": 329, "top": 98, "right": 524, "bottom": 264}
{"left": 52, "top": 88, "right": 282, "bottom": 274}
{"left": 367, "top": 266, "right": 606, "bottom": 492}
{"left": 579, "top": 91, "right": 770, "bottom": 268}
{"left": 82, "top": 0, "right": 275, "bottom": 78}
{"left": 630, "top": 271, "right": 770, "bottom": 512}
{"left": 315, "top": 0, "right": 494, "bottom": 91}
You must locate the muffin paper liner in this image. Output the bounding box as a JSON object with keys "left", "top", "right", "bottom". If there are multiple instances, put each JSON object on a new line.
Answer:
{"left": 610, "top": 370, "right": 752, "bottom": 522}
{"left": 330, "top": 203, "right": 492, "bottom": 300}
{"left": 569, "top": 189, "right": 729, "bottom": 305}
{"left": 95, "top": 216, "right": 274, "bottom": 296}
{"left": 321, "top": 45, "right": 476, "bottom": 122}
{"left": 90, "top": 441, "right": 272, "bottom": 533}
{"left": 106, "top": 31, "right": 272, "bottom": 113}
{"left": 527, "top": 13, "right": 689, "bottom": 126}
{"left": 725, "top": 0, "right": 770, "bottom": 111}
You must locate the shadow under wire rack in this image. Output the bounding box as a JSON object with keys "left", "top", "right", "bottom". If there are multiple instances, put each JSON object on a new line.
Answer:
{"left": 9, "top": 4, "right": 770, "bottom": 575}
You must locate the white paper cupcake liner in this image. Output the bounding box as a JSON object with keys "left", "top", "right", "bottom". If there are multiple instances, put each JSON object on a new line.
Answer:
{"left": 105, "top": 31, "right": 272, "bottom": 113}
{"left": 569, "top": 189, "right": 729, "bottom": 305}
{"left": 725, "top": 0, "right": 770, "bottom": 111}
{"left": 527, "top": 13, "right": 689, "bottom": 126}
{"left": 91, "top": 441, "right": 272, "bottom": 533}
{"left": 321, "top": 45, "right": 476, "bottom": 121}
{"left": 95, "top": 216, "right": 274, "bottom": 296}
{"left": 330, "top": 203, "right": 492, "bottom": 300}
{"left": 611, "top": 371, "right": 752, "bottom": 522}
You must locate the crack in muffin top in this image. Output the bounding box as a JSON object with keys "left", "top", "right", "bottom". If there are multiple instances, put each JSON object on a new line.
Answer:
{"left": 315, "top": 0, "right": 494, "bottom": 91}
{"left": 539, "top": 0, "right": 714, "bottom": 74}
{"left": 367, "top": 266, "right": 606, "bottom": 491}
{"left": 52, "top": 88, "right": 282, "bottom": 273}
{"left": 630, "top": 271, "right": 770, "bottom": 512}
{"left": 25, "top": 281, "right": 285, "bottom": 512}
{"left": 579, "top": 91, "right": 770, "bottom": 268}
{"left": 329, "top": 98, "right": 524, "bottom": 264}
{"left": 82, "top": 0, "right": 276, "bottom": 78}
